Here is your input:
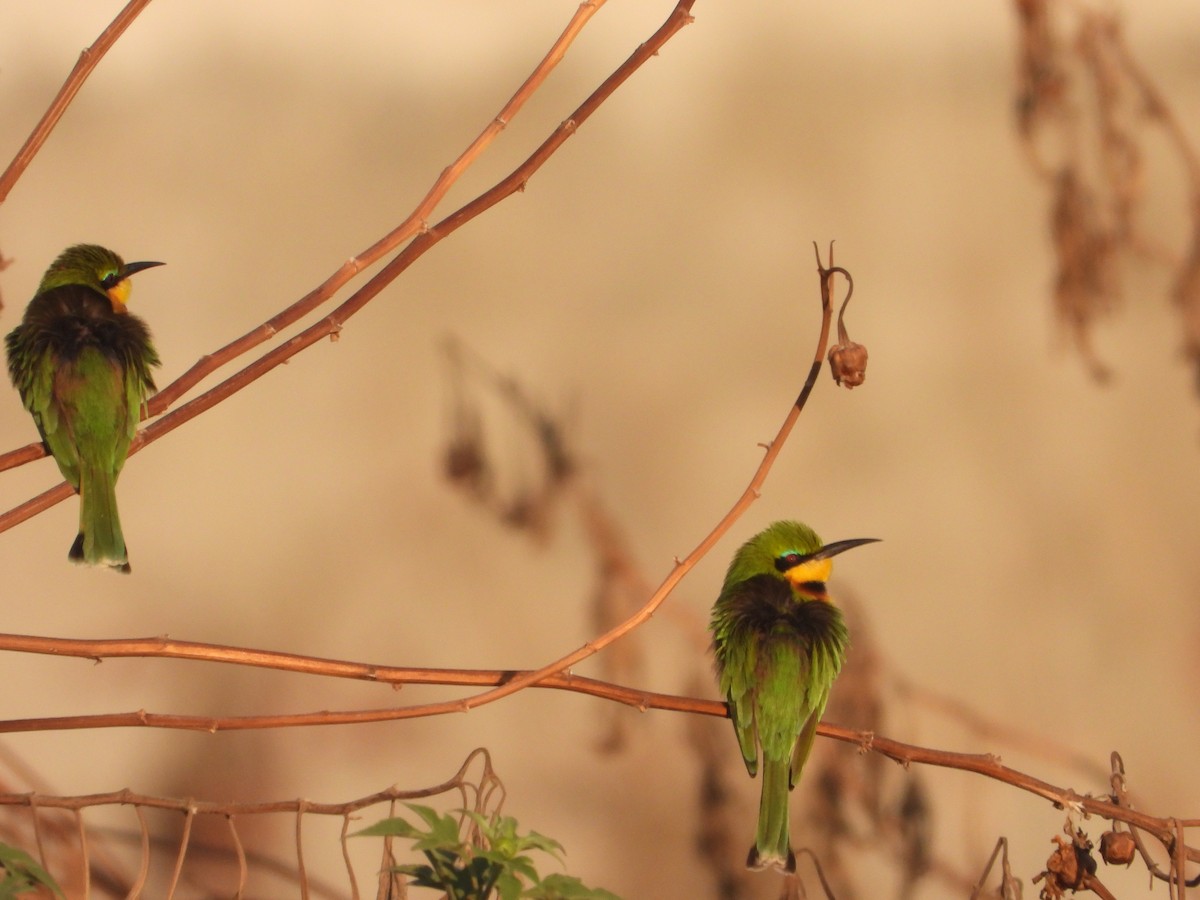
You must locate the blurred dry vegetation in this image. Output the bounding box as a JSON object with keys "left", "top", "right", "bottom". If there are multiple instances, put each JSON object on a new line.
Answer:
{"left": 0, "top": 0, "right": 1199, "bottom": 898}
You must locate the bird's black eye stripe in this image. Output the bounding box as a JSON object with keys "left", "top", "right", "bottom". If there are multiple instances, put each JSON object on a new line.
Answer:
{"left": 100, "top": 272, "right": 121, "bottom": 289}
{"left": 774, "top": 552, "right": 803, "bottom": 573}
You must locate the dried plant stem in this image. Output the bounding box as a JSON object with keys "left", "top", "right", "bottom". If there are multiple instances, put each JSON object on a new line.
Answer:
{"left": 165, "top": 806, "right": 194, "bottom": 900}
{"left": 130, "top": 804, "right": 150, "bottom": 897}
{"left": 296, "top": 803, "right": 309, "bottom": 900}
{"left": 228, "top": 815, "right": 247, "bottom": 899}
{"left": 339, "top": 814, "right": 359, "bottom": 900}
{"left": 0, "top": 749, "right": 497, "bottom": 817}
{"left": 75, "top": 808, "right": 90, "bottom": 897}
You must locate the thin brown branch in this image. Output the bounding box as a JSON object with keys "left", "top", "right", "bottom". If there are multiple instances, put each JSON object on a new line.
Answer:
{"left": 0, "top": 630, "right": 710, "bottom": 716}
{"left": 894, "top": 673, "right": 1109, "bottom": 782}
{"left": 339, "top": 814, "right": 359, "bottom": 900}
{"left": 166, "top": 805, "right": 194, "bottom": 900}
{"left": 296, "top": 802, "right": 309, "bottom": 900}
{"left": 7, "top": 633, "right": 1197, "bottom": 866}
{"left": 76, "top": 808, "right": 89, "bottom": 898}
{"left": 228, "top": 815, "right": 247, "bottom": 899}
{"left": 0, "top": 0, "right": 156, "bottom": 204}
{"left": 131, "top": 804, "right": 150, "bottom": 897}
{"left": 0, "top": 749, "right": 498, "bottom": 817}
{"left": 144, "top": 0, "right": 611, "bottom": 416}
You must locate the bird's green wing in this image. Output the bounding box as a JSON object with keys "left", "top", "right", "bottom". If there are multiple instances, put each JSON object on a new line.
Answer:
{"left": 789, "top": 699, "right": 827, "bottom": 790}
{"left": 6, "top": 326, "right": 80, "bottom": 485}
{"left": 714, "top": 621, "right": 762, "bottom": 776}
{"left": 712, "top": 574, "right": 798, "bottom": 778}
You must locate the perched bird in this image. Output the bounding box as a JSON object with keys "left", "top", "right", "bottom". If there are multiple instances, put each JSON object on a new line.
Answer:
{"left": 5, "top": 244, "right": 162, "bottom": 572}
{"left": 709, "top": 520, "right": 877, "bottom": 872}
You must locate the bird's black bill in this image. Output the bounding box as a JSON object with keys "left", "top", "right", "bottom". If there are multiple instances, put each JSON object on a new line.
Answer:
{"left": 809, "top": 537, "right": 880, "bottom": 562}
{"left": 120, "top": 260, "right": 165, "bottom": 279}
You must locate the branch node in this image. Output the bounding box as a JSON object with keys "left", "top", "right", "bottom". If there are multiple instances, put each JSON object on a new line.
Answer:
{"left": 856, "top": 730, "right": 875, "bottom": 755}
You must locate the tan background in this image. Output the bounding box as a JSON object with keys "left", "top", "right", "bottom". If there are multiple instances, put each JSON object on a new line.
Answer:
{"left": 0, "top": 2, "right": 1198, "bottom": 897}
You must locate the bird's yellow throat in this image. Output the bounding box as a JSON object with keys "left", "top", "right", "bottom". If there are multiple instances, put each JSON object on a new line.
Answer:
{"left": 784, "top": 558, "right": 833, "bottom": 600}
{"left": 106, "top": 278, "right": 132, "bottom": 313}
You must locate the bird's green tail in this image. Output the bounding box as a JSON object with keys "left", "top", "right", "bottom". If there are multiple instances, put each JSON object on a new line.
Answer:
{"left": 70, "top": 463, "right": 130, "bottom": 573}
{"left": 747, "top": 755, "right": 795, "bottom": 873}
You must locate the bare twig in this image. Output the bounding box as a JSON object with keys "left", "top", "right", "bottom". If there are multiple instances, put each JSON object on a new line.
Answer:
{"left": 0, "top": 749, "right": 500, "bottom": 896}
{"left": 228, "top": 815, "right": 247, "bottom": 899}
{"left": 0, "top": 0, "right": 156, "bottom": 204}
{"left": 165, "top": 805, "right": 195, "bottom": 899}
{"left": 130, "top": 804, "right": 150, "bottom": 897}
{"left": 76, "top": 808, "right": 89, "bottom": 898}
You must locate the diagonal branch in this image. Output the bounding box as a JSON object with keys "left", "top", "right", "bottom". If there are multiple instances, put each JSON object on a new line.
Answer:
{"left": 0, "top": 0, "right": 156, "bottom": 204}
{"left": 145, "top": 0, "right": 615, "bottom": 415}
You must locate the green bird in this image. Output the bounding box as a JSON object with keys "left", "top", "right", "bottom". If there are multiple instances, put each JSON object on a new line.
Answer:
{"left": 710, "top": 520, "right": 878, "bottom": 872}
{"left": 5, "top": 244, "right": 162, "bottom": 573}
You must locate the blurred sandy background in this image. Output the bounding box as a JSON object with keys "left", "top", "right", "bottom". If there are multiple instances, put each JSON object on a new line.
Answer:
{"left": 0, "top": 1, "right": 1199, "bottom": 897}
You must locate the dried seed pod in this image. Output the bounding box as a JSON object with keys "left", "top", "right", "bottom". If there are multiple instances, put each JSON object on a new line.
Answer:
{"left": 829, "top": 340, "right": 869, "bottom": 388}
{"left": 1099, "top": 829, "right": 1136, "bottom": 866}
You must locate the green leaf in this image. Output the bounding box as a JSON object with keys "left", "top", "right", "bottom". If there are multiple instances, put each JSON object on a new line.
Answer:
{"left": 352, "top": 816, "right": 424, "bottom": 839}
{"left": 355, "top": 803, "right": 619, "bottom": 899}
{"left": 494, "top": 867, "right": 523, "bottom": 900}
{"left": 524, "top": 873, "right": 622, "bottom": 900}
{"left": 0, "top": 842, "right": 65, "bottom": 898}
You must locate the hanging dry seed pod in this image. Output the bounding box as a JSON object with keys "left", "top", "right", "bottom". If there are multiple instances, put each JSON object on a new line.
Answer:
{"left": 825, "top": 266, "right": 868, "bottom": 388}
{"left": 1098, "top": 829, "right": 1136, "bottom": 867}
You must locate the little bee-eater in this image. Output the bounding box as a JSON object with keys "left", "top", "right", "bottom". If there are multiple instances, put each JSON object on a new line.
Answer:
{"left": 5, "top": 244, "right": 162, "bottom": 573}
{"left": 709, "top": 520, "right": 877, "bottom": 872}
